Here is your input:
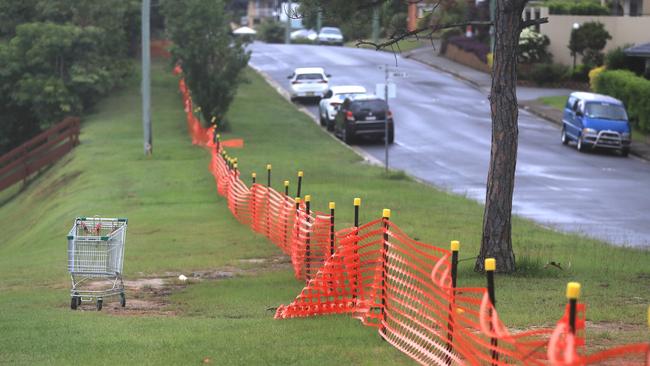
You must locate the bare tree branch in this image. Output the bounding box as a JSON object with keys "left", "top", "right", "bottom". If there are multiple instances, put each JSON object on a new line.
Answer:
{"left": 520, "top": 17, "right": 549, "bottom": 29}
{"left": 355, "top": 20, "right": 493, "bottom": 50}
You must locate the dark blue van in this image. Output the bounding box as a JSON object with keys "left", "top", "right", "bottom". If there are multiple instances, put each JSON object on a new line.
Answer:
{"left": 561, "top": 92, "right": 631, "bottom": 156}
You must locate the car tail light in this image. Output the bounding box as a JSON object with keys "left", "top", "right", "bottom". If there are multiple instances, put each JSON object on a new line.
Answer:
{"left": 387, "top": 110, "right": 393, "bottom": 118}
{"left": 291, "top": 81, "right": 299, "bottom": 84}
{"left": 346, "top": 111, "right": 354, "bottom": 121}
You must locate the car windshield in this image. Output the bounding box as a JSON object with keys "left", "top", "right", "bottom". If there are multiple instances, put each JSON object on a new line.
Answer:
{"left": 322, "top": 28, "right": 341, "bottom": 35}
{"left": 585, "top": 103, "right": 627, "bottom": 121}
{"left": 296, "top": 73, "right": 324, "bottom": 81}
{"left": 351, "top": 100, "right": 386, "bottom": 112}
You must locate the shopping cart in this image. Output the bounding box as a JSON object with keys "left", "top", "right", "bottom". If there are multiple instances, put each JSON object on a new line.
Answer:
{"left": 67, "top": 217, "right": 128, "bottom": 311}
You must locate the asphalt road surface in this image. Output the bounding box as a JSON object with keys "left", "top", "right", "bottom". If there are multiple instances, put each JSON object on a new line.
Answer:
{"left": 249, "top": 42, "right": 650, "bottom": 248}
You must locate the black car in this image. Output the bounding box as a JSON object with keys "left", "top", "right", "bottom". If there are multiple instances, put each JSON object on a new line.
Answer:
{"left": 334, "top": 95, "right": 394, "bottom": 144}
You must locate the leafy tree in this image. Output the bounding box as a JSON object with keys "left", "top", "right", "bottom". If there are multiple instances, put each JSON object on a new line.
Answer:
{"left": 568, "top": 21, "right": 611, "bottom": 67}
{"left": 518, "top": 28, "right": 551, "bottom": 64}
{"left": 258, "top": 20, "right": 286, "bottom": 44}
{"left": 161, "top": 0, "right": 250, "bottom": 127}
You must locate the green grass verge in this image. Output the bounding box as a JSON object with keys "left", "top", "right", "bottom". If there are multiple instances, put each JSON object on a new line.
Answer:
{"left": 538, "top": 95, "right": 650, "bottom": 144}
{"left": 0, "top": 62, "right": 648, "bottom": 364}
{"left": 345, "top": 38, "right": 429, "bottom": 53}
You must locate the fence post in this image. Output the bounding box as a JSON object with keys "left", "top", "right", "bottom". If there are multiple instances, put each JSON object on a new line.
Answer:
{"left": 352, "top": 198, "right": 361, "bottom": 301}
{"left": 485, "top": 258, "right": 498, "bottom": 366}
{"left": 296, "top": 171, "right": 303, "bottom": 198}
{"left": 284, "top": 180, "right": 290, "bottom": 196}
{"left": 329, "top": 202, "right": 335, "bottom": 256}
{"left": 445, "top": 240, "right": 460, "bottom": 365}
{"left": 215, "top": 133, "right": 221, "bottom": 153}
{"left": 304, "top": 195, "right": 312, "bottom": 281}
{"left": 566, "top": 282, "right": 581, "bottom": 335}
{"left": 252, "top": 172, "right": 256, "bottom": 185}
{"left": 293, "top": 197, "right": 301, "bottom": 254}
{"left": 266, "top": 164, "right": 272, "bottom": 239}
{"left": 267, "top": 164, "right": 272, "bottom": 187}
{"left": 381, "top": 208, "right": 391, "bottom": 336}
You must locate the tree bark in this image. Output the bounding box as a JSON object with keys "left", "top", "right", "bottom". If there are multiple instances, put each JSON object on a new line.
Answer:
{"left": 475, "top": 0, "right": 526, "bottom": 273}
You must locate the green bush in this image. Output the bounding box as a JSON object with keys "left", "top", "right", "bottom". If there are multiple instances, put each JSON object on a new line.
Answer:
{"left": 439, "top": 28, "right": 462, "bottom": 55}
{"left": 258, "top": 20, "right": 285, "bottom": 43}
{"left": 518, "top": 28, "right": 552, "bottom": 64}
{"left": 547, "top": 0, "right": 609, "bottom": 15}
{"left": 530, "top": 63, "right": 569, "bottom": 85}
{"left": 570, "top": 64, "right": 591, "bottom": 82}
{"left": 605, "top": 45, "right": 646, "bottom": 75}
{"left": 593, "top": 70, "right": 650, "bottom": 132}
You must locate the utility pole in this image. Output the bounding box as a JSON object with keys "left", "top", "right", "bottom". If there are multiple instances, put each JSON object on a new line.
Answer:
{"left": 316, "top": 7, "right": 322, "bottom": 43}
{"left": 384, "top": 65, "right": 389, "bottom": 173}
{"left": 372, "top": 5, "right": 380, "bottom": 45}
{"left": 284, "top": 1, "right": 292, "bottom": 44}
{"left": 141, "top": 0, "right": 152, "bottom": 156}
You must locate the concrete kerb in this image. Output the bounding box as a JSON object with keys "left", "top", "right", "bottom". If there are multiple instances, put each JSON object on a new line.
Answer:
{"left": 249, "top": 64, "right": 384, "bottom": 167}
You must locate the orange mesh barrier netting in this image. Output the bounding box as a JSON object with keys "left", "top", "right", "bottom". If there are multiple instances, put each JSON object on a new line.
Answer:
{"left": 175, "top": 69, "right": 650, "bottom": 366}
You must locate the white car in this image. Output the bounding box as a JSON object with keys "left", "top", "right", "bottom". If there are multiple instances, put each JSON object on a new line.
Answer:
{"left": 287, "top": 67, "right": 331, "bottom": 101}
{"left": 290, "top": 29, "right": 317, "bottom": 42}
{"left": 317, "top": 27, "right": 344, "bottom": 46}
{"left": 318, "top": 85, "right": 367, "bottom": 130}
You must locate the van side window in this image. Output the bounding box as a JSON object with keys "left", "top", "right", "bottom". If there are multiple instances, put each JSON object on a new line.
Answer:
{"left": 572, "top": 99, "right": 580, "bottom": 112}
{"left": 566, "top": 97, "right": 576, "bottom": 110}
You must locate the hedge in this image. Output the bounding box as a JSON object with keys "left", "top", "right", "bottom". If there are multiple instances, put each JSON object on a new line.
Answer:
{"left": 448, "top": 36, "right": 490, "bottom": 63}
{"left": 546, "top": 0, "right": 610, "bottom": 15}
{"left": 593, "top": 70, "right": 650, "bottom": 133}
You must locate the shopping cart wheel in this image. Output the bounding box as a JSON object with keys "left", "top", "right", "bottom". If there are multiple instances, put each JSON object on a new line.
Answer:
{"left": 70, "top": 296, "right": 78, "bottom": 310}
{"left": 120, "top": 292, "right": 126, "bottom": 307}
{"left": 96, "top": 298, "right": 103, "bottom": 311}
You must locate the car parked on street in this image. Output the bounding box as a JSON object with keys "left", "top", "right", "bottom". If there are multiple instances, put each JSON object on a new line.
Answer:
{"left": 287, "top": 67, "right": 331, "bottom": 101}
{"left": 318, "top": 85, "right": 367, "bottom": 130}
{"left": 317, "top": 27, "right": 344, "bottom": 46}
{"left": 290, "top": 29, "right": 317, "bottom": 42}
{"left": 561, "top": 92, "right": 631, "bottom": 156}
{"left": 334, "top": 94, "right": 394, "bottom": 144}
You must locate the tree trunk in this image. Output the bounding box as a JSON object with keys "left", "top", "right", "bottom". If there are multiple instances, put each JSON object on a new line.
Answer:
{"left": 475, "top": 0, "right": 526, "bottom": 273}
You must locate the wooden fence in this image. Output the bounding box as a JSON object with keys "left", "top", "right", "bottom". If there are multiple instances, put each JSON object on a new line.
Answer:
{"left": 0, "top": 117, "right": 80, "bottom": 192}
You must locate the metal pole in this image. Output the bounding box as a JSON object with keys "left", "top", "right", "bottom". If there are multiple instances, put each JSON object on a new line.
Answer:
{"left": 316, "top": 7, "right": 322, "bottom": 45}
{"left": 284, "top": 1, "right": 292, "bottom": 44}
{"left": 384, "top": 65, "right": 389, "bottom": 173}
{"left": 141, "top": 0, "right": 152, "bottom": 156}
{"left": 485, "top": 258, "right": 498, "bottom": 366}
{"left": 372, "top": 6, "right": 380, "bottom": 45}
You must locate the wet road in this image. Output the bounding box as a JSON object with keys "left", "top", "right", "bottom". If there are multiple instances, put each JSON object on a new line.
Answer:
{"left": 249, "top": 42, "right": 650, "bottom": 247}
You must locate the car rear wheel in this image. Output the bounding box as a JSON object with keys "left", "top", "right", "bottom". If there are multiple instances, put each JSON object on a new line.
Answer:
{"left": 319, "top": 109, "right": 326, "bottom": 126}
{"left": 387, "top": 126, "right": 394, "bottom": 144}
{"left": 561, "top": 126, "right": 569, "bottom": 145}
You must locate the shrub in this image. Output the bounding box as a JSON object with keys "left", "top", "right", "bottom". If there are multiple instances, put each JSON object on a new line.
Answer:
{"left": 448, "top": 36, "right": 490, "bottom": 63}
{"left": 386, "top": 12, "right": 407, "bottom": 37}
{"left": 258, "top": 20, "right": 285, "bottom": 43}
{"left": 547, "top": 0, "right": 609, "bottom": 15}
{"left": 568, "top": 21, "right": 611, "bottom": 69}
{"left": 588, "top": 65, "right": 606, "bottom": 90}
{"left": 605, "top": 45, "right": 646, "bottom": 75}
{"left": 518, "top": 28, "right": 552, "bottom": 64}
{"left": 439, "top": 28, "right": 462, "bottom": 54}
{"left": 529, "top": 63, "right": 569, "bottom": 85}
{"left": 593, "top": 70, "right": 650, "bottom": 132}
{"left": 570, "top": 64, "right": 590, "bottom": 82}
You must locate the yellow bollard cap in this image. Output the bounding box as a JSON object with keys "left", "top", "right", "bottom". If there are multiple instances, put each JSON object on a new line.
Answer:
{"left": 211, "top": 116, "right": 216, "bottom": 123}
{"left": 485, "top": 258, "right": 496, "bottom": 271}
{"left": 382, "top": 208, "right": 391, "bottom": 218}
{"left": 295, "top": 197, "right": 301, "bottom": 203}
{"left": 216, "top": 134, "right": 220, "bottom": 139}
{"left": 298, "top": 171, "right": 304, "bottom": 177}
{"left": 266, "top": 164, "right": 272, "bottom": 170}
{"left": 451, "top": 240, "right": 460, "bottom": 252}
{"left": 233, "top": 157, "right": 237, "bottom": 163}
{"left": 354, "top": 198, "right": 361, "bottom": 206}
{"left": 284, "top": 180, "right": 289, "bottom": 187}
{"left": 329, "top": 202, "right": 335, "bottom": 210}
{"left": 233, "top": 163, "right": 238, "bottom": 169}
{"left": 304, "top": 195, "right": 311, "bottom": 202}
{"left": 252, "top": 172, "right": 256, "bottom": 178}
{"left": 566, "top": 282, "right": 581, "bottom": 300}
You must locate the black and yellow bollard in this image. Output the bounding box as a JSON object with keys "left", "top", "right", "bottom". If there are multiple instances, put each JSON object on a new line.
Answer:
{"left": 296, "top": 171, "right": 303, "bottom": 198}
{"left": 566, "top": 282, "right": 581, "bottom": 334}
{"left": 380, "top": 208, "right": 391, "bottom": 336}
{"left": 284, "top": 180, "right": 290, "bottom": 196}
{"left": 329, "top": 202, "right": 336, "bottom": 256}
{"left": 252, "top": 172, "right": 256, "bottom": 185}
{"left": 215, "top": 133, "right": 220, "bottom": 152}
{"left": 485, "top": 258, "right": 499, "bottom": 365}
{"left": 266, "top": 164, "right": 272, "bottom": 187}
{"left": 305, "top": 195, "right": 312, "bottom": 281}
{"left": 352, "top": 198, "right": 361, "bottom": 301}
{"left": 445, "top": 240, "right": 460, "bottom": 365}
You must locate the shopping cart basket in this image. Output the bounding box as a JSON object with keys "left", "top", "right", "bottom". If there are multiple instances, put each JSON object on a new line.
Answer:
{"left": 67, "top": 217, "right": 128, "bottom": 311}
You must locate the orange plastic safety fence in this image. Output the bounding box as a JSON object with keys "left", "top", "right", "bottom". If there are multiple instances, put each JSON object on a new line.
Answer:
{"left": 176, "top": 69, "right": 650, "bottom": 366}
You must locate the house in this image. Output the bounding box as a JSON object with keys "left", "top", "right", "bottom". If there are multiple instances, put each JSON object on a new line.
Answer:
{"left": 247, "top": 0, "right": 279, "bottom": 27}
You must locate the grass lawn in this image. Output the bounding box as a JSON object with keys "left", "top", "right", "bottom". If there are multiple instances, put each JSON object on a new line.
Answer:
{"left": 0, "top": 62, "right": 648, "bottom": 365}
{"left": 538, "top": 95, "right": 650, "bottom": 144}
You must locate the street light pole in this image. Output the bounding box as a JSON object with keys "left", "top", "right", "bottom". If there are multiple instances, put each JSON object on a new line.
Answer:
{"left": 571, "top": 22, "right": 580, "bottom": 72}
{"left": 384, "top": 65, "right": 389, "bottom": 173}
{"left": 285, "top": 1, "right": 292, "bottom": 44}
{"left": 141, "top": 0, "right": 152, "bottom": 156}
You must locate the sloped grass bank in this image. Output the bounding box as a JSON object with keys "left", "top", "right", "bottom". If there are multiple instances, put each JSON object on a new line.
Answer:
{"left": 0, "top": 63, "right": 647, "bottom": 364}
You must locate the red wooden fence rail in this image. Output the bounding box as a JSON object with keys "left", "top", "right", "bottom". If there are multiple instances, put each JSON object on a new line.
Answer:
{"left": 0, "top": 117, "right": 80, "bottom": 192}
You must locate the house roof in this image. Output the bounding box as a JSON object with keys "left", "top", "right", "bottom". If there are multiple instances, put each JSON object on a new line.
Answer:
{"left": 624, "top": 43, "right": 650, "bottom": 57}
